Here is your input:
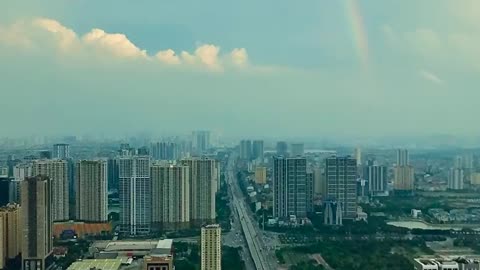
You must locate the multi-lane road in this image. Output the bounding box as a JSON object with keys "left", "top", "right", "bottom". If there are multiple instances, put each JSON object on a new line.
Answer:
{"left": 226, "top": 154, "right": 278, "bottom": 270}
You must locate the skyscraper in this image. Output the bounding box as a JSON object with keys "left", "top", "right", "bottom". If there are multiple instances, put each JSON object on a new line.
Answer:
{"left": 21, "top": 176, "right": 53, "bottom": 270}
{"left": 151, "top": 163, "right": 190, "bottom": 231}
{"left": 239, "top": 140, "right": 252, "bottom": 160}
{"left": 306, "top": 171, "right": 314, "bottom": 213}
{"left": 252, "top": 140, "right": 264, "bottom": 161}
{"left": 313, "top": 167, "right": 325, "bottom": 195}
{"left": 273, "top": 157, "right": 308, "bottom": 218}
{"left": 276, "top": 141, "right": 288, "bottom": 156}
{"left": 396, "top": 149, "right": 409, "bottom": 166}
{"left": 32, "top": 160, "right": 69, "bottom": 221}
{"left": 325, "top": 156, "right": 357, "bottom": 219}
{"left": 118, "top": 155, "right": 151, "bottom": 235}
{"left": 151, "top": 142, "right": 178, "bottom": 160}
{"left": 192, "top": 131, "right": 210, "bottom": 154}
{"left": 291, "top": 143, "right": 305, "bottom": 156}
{"left": 363, "top": 163, "right": 387, "bottom": 196}
{"left": 354, "top": 148, "right": 362, "bottom": 166}
{"left": 107, "top": 158, "right": 119, "bottom": 191}
{"left": 201, "top": 224, "right": 221, "bottom": 270}
{"left": 394, "top": 149, "right": 414, "bottom": 193}
{"left": 181, "top": 157, "right": 219, "bottom": 225}
{"left": 448, "top": 168, "right": 464, "bottom": 190}
{"left": 52, "top": 144, "right": 70, "bottom": 159}
{"left": 75, "top": 160, "right": 108, "bottom": 222}
{"left": 0, "top": 204, "right": 21, "bottom": 269}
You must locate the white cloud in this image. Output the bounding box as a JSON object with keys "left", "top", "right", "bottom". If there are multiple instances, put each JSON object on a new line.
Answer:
{"left": 230, "top": 48, "right": 248, "bottom": 67}
{"left": 155, "top": 49, "right": 180, "bottom": 64}
{"left": 0, "top": 17, "right": 251, "bottom": 71}
{"left": 82, "top": 28, "right": 147, "bottom": 58}
{"left": 419, "top": 70, "right": 444, "bottom": 85}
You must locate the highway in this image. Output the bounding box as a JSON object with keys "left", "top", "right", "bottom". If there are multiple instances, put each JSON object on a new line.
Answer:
{"left": 227, "top": 153, "right": 277, "bottom": 270}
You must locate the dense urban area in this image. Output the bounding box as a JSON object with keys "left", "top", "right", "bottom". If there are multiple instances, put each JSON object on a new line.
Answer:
{"left": 1, "top": 133, "right": 480, "bottom": 270}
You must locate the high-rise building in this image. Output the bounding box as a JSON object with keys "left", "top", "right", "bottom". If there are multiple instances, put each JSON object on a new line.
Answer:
{"left": 291, "top": 143, "right": 305, "bottom": 157}
{"left": 252, "top": 140, "right": 264, "bottom": 161}
{"left": 273, "top": 157, "right": 307, "bottom": 218}
{"left": 8, "top": 180, "right": 22, "bottom": 204}
{"left": 325, "top": 156, "right": 357, "bottom": 219}
{"left": 151, "top": 142, "right": 178, "bottom": 160}
{"left": 394, "top": 149, "right": 414, "bottom": 193}
{"left": 201, "top": 224, "right": 221, "bottom": 270}
{"left": 448, "top": 168, "right": 464, "bottom": 190}
{"left": 32, "top": 160, "right": 69, "bottom": 221}
{"left": 21, "top": 176, "right": 53, "bottom": 270}
{"left": 363, "top": 164, "right": 387, "bottom": 196}
{"left": 306, "top": 171, "right": 314, "bottom": 213}
{"left": 192, "top": 131, "right": 210, "bottom": 154}
{"left": 276, "top": 141, "right": 288, "bottom": 156}
{"left": 53, "top": 144, "right": 70, "bottom": 159}
{"left": 354, "top": 148, "right": 362, "bottom": 166}
{"left": 181, "top": 157, "right": 219, "bottom": 225}
{"left": 239, "top": 140, "right": 252, "bottom": 160}
{"left": 151, "top": 163, "right": 190, "bottom": 231}
{"left": 75, "top": 160, "right": 108, "bottom": 222}
{"left": 107, "top": 158, "right": 119, "bottom": 191}
{"left": 254, "top": 166, "right": 267, "bottom": 184}
{"left": 394, "top": 166, "right": 415, "bottom": 192}
{"left": 0, "top": 179, "right": 10, "bottom": 207}
{"left": 13, "top": 163, "right": 32, "bottom": 181}
{"left": 118, "top": 156, "right": 151, "bottom": 235}
{"left": 313, "top": 167, "right": 325, "bottom": 195}
{"left": 0, "top": 204, "right": 21, "bottom": 269}
{"left": 38, "top": 150, "right": 52, "bottom": 160}
{"left": 396, "top": 149, "right": 409, "bottom": 166}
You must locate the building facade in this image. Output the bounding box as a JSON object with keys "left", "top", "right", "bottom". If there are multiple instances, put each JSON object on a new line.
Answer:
{"left": 52, "top": 144, "right": 70, "bottom": 159}
{"left": 394, "top": 149, "right": 414, "bottom": 192}
{"left": 448, "top": 168, "right": 464, "bottom": 190}
{"left": 181, "top": 157, "right": 219, "bottom": 225}
{"left": 252, "top": 140, "right": 264, "bottom": 161}
{"left": 201, "top": 224, "right": 221, "bottom": 270}
{"left": 239, "top": 140, "right": 252, "bottom": 160}
{"left": 363, "top": 164, "right": 387, "bottom": 195}
{"left": 0, "top": 204, "right": 21, "bottom": 269}
{"left": 118, "top": 156, "right": 151, "bottom": 235}
{"left": 75, "top": 160, "right": 108, "bottom": 222}
{"left": 32, "top": 160, "right": 69, "bottom": 221}
{"left": 276, "top": 141, "right": 288, "bottom": 156}
{"left": 192, "top": 131, "right": 210, "bottom": 154}
{"left": 21, "top": 176, "right": 53, "bottom": 270}
{"left": 273, "top": 157, "right": 308, "bottom": 219}
{"left": 151, "top": 163, "right": 190, "bottom": 231}
{"left": 151, "top": 142, "right": 178, "bottom": 160}
{"left": 254, "top": 166, "right": 267, "bottom": 184}
{"left": 325, "top": 156, "right": 357, "bottom": 219}
{"left": 290, "top": 143, "right": 305, "bottom": 157}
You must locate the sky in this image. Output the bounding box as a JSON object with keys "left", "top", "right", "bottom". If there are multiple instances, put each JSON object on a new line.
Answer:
{"left": 1, "top": 0, "right": 480, "bottom": 138}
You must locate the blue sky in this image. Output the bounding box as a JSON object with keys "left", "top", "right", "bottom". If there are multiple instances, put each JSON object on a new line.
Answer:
{"left": 1, "top": 1, "right": 479, "bottom": 138}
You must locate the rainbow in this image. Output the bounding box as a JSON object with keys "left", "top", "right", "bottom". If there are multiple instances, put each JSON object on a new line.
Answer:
{"left": 345, "top": 0, "right": 370, "bottom": 70}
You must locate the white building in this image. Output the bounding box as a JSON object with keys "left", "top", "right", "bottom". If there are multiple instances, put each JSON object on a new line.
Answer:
{"left": 448, "top": 168, "right": 464, "bottom": 190}
{"left": 201, "top": 224, "right": 221, "bottom": 270}
{"left": 53, "top": 143, "right": 70, "bottom": 159}
{"left": 118, "top": 155, "right": 151, "bottom": 235}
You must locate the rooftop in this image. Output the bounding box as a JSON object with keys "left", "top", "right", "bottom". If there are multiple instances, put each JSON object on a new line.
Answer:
{"left": 67, "top": 259, "right": 122, "bottom": 270}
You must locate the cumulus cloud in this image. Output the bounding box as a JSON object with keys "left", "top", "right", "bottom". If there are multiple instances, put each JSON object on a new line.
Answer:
{"left": 419, "top": 70, "right": 444, "bottom": 85}
{"left": 0, "top": 17, "right": 251, "bottom": 71}
{"left": 82, "top": 28, "right": 147, "bottom": 58}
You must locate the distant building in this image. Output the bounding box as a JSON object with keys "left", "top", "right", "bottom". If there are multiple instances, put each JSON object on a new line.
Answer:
{"left": 181, "top": 157, "right": 219, "bottom": 226}
{"left": 252, "top": 140, "right": 264, "bottom": 161}
{"left": 38, "top": 150, "right": 52, "bottom": 160}
{"left": 394, "top": 166, "right": 414, "bottom": 192}
{"left": 471, "top": 173, "right": 480, "bottom": 186}
{"left": 0, "top": 204, "right": 21, "bottom": 269}
{"left": 396, "top": 149, "right": 409, "bottom": 166}
{"left": 151, "top": 163, "right": 190, "bottom": 231}
{"left": 21, "top": 176, "right": 53, "bottom": 270}
{"left": 413, "top": 259, "right": 462, "bottom": 270}
{"left": 273, "top": 157, "right": 308, "bottom": 219}
{"left": 276, "top": 141, "right": 288, "bottom": 156}
{"left": 53, "top": 144, "right": 70, "bottom": 159}
{"left": 325, "top": 156, "right": 357, "bottom": 219}
{"left": 151, "top": 142, "right": 178, "bottom": 160}
{"left": 363, "top": 164, "right": 387, "bottom": 196}
{"left": 324, "top": 200, "right": 343, "bottom": 225}
{"left": 254, "top": 166, "right": 267, "bottom": 184}
{"left": 306, "top": 171, "right": 314, "bottom": 213}
{"left": 107, "top": 158, "right": 119, "bottom": 191}
{"left": 0, "top": 178, "right": 10, "bottom": 207}
{"left": 118, "top": 155, "right": 151, "bottom": 235}
{"left": 192, "top": 131, "right": 210, "bottom": 154}
{"left": 32, "top": 159, "right": 69, "bottom": 221}
{"left": 313, "top": 167, "right": 325, "bottom": 195}
{"left": 448, "top": 168, "right": 464, "bottom": 190}
{"left": 201, "top": 224, "right": 221, "bottom": 270}
{"left": 354, "top": 148, "right": 362, "bottom": 166}
{"left": 290, "top": 143, "right": 304, "bottom": 156}
{"left": 239, "top": 140, "right": 252, "bottom": 160}
{"left": 75, "top": 160, "right": 108, "bottom": 222}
